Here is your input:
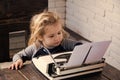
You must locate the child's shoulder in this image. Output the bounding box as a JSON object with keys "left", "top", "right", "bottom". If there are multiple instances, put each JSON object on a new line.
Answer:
{"left": 34, "top": 41, "right": 43, "bottom": 50}
{"left": 62, "top": 38, "right": 77, "bottom": 43}
{"left": 62, "top": 38, "right": 82, "bottom": 46}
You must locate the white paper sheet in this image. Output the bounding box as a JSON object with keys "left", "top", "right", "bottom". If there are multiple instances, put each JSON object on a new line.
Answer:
{"left": 64, "top": 43, "right": 91, "bottom": 68}
{"left": 85, "top": 41, "right": 111, "bottom": 64}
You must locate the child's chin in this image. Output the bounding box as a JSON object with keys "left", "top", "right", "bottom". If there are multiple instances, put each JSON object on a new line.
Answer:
{"left": 53, "top": 44, "right": 60, "bottom": 47}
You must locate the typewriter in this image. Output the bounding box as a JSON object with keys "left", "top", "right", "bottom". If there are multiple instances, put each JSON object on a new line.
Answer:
{"left": 32, "top": 41, "right": 111, "bottom": 80}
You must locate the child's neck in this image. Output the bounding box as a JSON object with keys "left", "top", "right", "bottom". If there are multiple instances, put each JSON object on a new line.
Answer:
{"left": 41, "top": 42, "right": 55, "bottom": 49}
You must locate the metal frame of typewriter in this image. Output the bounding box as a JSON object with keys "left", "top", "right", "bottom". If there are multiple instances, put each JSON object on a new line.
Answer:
{"left": 32, "top": 52, "right": 105, "bottom": 80}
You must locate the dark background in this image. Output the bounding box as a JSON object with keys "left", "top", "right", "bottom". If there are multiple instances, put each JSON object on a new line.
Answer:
{"left": 0, "top": 0, "right": 48, "bottom": 62}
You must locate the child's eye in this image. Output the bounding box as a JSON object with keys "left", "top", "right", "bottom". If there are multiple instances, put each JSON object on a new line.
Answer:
{"left": 58, "top": 31, "right": 62, "bottom": 35}
{"left": 49, "top": 35, "right": 54, "bottom": 38}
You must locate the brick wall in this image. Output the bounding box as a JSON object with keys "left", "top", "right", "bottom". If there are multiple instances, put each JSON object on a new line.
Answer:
{"left": 48, "top": 0, "right": 66, "bottom": 24}
{"left": 66, "top": 0, "right": 120, "bottom": 70}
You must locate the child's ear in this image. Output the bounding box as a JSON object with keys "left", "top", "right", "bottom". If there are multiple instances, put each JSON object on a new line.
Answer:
{"left": 38, "top": 36, "right": 43, "bottom": 41}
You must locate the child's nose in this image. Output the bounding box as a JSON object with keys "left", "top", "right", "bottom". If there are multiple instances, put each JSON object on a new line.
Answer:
{"left": 54, "top": 35, "right": 60, "bottom": 41}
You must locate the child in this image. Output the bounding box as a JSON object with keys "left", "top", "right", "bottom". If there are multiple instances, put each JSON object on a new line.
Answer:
{"left": 9, "top": 11, "right": 82, "bottom": 70}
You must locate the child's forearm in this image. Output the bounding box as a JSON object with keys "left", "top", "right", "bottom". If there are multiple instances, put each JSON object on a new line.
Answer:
{"left": 13, "top": 54, "right": 23, "bottom": 62}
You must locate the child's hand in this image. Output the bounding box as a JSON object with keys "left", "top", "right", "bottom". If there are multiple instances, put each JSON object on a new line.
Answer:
{"left": 8, "top": 59, "right": 23, "bottom": 70}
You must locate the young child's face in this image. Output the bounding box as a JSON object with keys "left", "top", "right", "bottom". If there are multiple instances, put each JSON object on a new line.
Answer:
{"left": 41, "top": 22, "right": 63, "bottom": 48}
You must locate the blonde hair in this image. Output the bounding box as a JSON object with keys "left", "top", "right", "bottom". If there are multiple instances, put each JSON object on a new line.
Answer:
{"left": 28, "top": 11, "right": 69, "bottom": 46}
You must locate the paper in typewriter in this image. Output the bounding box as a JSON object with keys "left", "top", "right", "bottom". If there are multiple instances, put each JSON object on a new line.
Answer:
{"left": 63, "top": 43, "right": 91, "bottom": 68}
{"left": 63, "top": 40, "right": 111, "bottom": 68}
{"left": 85, "top": 40, "right": 111, "bottom": 64}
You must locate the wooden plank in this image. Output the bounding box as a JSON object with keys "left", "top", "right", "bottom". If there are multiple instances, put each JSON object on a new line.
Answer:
{"left": 102, "top": 63, "right": 120, "bottom": 80}
{"left": 0, "top": 68, "right": 26, "bottom": 80}
{"left": 19, "top": 63, "right": 48, "bottom": 80}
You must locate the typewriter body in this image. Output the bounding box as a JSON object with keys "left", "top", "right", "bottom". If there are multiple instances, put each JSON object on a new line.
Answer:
{"left": 32, "top": 41, "right": 111, "bottom": 80}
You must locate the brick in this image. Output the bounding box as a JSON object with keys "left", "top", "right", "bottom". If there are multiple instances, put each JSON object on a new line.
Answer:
{"left": 112, "top": 32, "right": 120, "bottom": 41}
{"left": 48, "top": 1, "right": 56, "bottom": 8}
{"left": 111, "top": 22, "right": 120, "bottom": 32}
{"left": 106, "top": 11, "right": 120, "bottom": 24}
{"left": 106, "top": 0, "right": 120, "bottom": 8}
{"left": 104, "top": 24, "right": 112, "bottom": 37}
{"left": 48, "top": 0, "right": 65, "bottom": 8}
{"left": 77, "top": 7, "right": 94, "bottom": 21}
{"left": 110, "top": 43, "right": 120, "bottom": 57}
{"left": 106, "top": 55, "right": 120, "bottom": 71}
{"left": 78, "top": 0, "right": 104, "bottom": 16}
{"left": 54, "top": 7, "right": 66, "bottom": 13}
{"left": 112, "top": 36, "right": 120, "bottom": 47}
{"left": 111, "top": 23, "right": 120, "bottom": 39}
{"left": 106, "top": 50, "right": 120, "bottom": 70}
{"left": 94, "top": 14, "right": 111, "bottom": 26}
{"left": 56, "top": 1, "right": 66, "bottom": 7}
{"left": 48, "top": 7, "right": 65, "bottom": 13}
{"left": 105, "top": 3, "right": 113, "bottom": 12}
{"left": 48, "top": 9, "right": 65, "bottom": 19}
{"left": 95, "top": 0, "right": 113, "bottom": 13}
{"left": 66, "top": 7, "right": 74, "bottom": 15}
{"left": 75, "top": 0, "right": 96, "bottom": 9}
{"left": 113, "top": 6, "right": 120, "bottom": 15}
{"left": 110, "top": 51, "right": 120, "bottom": 63}
{"left": 93, "top": 20, "right": 105, "bottom": 30}
{"left": 90, "top": 29, "right": 111, "bottom": 42}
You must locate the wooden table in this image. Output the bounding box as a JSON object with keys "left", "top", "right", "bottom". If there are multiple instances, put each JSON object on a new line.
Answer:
{"left": 0, "top": 63, "right": 120, "bottom": 80}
